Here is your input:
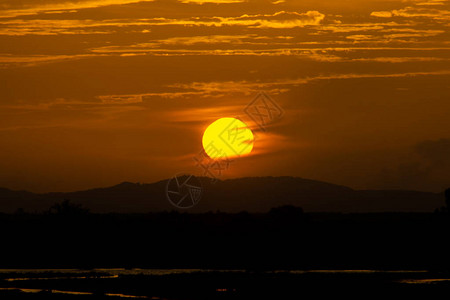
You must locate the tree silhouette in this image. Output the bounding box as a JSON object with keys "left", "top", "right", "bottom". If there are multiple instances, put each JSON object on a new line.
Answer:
{"left": 48, "top": 199, "right": 89, "bottom": 216}
{"left": 445, "top": 188, "right": 450, "bottom": 210}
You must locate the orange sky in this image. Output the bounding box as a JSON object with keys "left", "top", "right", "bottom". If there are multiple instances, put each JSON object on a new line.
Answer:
{"left": 1, "top": 0, "right": 450, "bottom": 192}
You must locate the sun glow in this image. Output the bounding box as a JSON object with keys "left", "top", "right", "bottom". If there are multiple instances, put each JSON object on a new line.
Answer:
{"left": 202, "top": 117, "right": 254, "bottom": 159}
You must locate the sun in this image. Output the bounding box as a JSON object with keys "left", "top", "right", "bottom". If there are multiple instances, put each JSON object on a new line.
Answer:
{"left": 202, "top": 117, "right": 254, "bottom": 159}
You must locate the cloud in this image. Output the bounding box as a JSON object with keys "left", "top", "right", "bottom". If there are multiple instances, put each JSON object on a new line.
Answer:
{"left": 0, "top": 18, "right": 152, "bottom": 36}
{"left": 95, "top": 69, "right": 450, "bottom": 102}
{"left": 351, "top": 56, "right": 448, "bottom": 63}
{"left": 346, "top": 34, "right": 373, "bottom": 40}
{"left": 232, "top": 11, "right": 325, "bottom": 28}
{"left": 2, "top": 44, "right": 448, "bottom": 69}
{"left": 0, "top": 0, "right": 155, "bottom": 18}
{"left": 129, "top": 34, "right": 283, "bottom": 47}
{"left": 414, "top": 0, "right": 446, "bottom": 6}
{"left": 370, "top": 11, "right": 394, "bottom": 18}
{"left": 172, "top": 69, "right": 450, "bottom": 93}
{"left": 98, "top": 94, "right": 144, "bottom": 104}
{"left": 0, "top": 54, "right": 105, "bottom": 68}
{"left": 414, "top": 138, "right": 450, "bottom": 165}
{"left": 178, "top": 0, "right": 245, "bottom": 3}
{"left": 0, "top": 10, "right": 324, "bottom": 36}
{"left": 375, "top": 138, "right": 450, "bottom": 191}
{"left": 87, "top": 34, "right": 303, "bottom": 55}
{"left": 371, "top": 6, "right": 450, "bottom": 21}
{"left": 131, "top": 11, "right": 326, "bottom": 29}
{"left": 317, "top": 22, "right": 402, "bottom": 33}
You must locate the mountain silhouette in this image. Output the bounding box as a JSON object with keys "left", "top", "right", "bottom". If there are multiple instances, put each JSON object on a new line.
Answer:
{"left": 0, "top": 176, "right": 444, "bottom": 213}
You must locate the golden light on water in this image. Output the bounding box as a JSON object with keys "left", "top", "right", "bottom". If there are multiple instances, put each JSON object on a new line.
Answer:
{"left": 202, "top": 118, "right": 254, "bottom": 159}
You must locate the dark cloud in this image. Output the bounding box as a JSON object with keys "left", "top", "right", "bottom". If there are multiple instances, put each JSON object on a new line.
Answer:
{"left": 373, "top": 139, "right": 450, "bottom": 192}
{"left": 415, "top": 138, "right": 450, "bottom": 165}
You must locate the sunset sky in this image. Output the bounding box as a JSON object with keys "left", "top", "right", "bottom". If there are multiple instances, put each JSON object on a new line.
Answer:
{"left": 1, "top": 0, "right": 450, "bottom": 193}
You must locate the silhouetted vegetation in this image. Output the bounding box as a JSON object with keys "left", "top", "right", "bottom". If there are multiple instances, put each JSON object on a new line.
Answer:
{"left": 445, "top": 188, "right": 450, "bottom": 210}
{"left": 0, "top": 203, "right": 449, "bottom": 271}
{"left": 434, "top": 187, "right": 450, "bottom": 215}
{"left": 47, "top": 199, "right": 89, "bottom": 216}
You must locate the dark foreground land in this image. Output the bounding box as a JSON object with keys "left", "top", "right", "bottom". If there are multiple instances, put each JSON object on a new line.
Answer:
{"left": 2, "top": 207, "right": 450, "bottom": 270}
{"left": 1, "top": 208, "right": 450, "bottom": 298}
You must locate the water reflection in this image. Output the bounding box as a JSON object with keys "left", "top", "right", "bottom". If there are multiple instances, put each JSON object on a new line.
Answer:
{"left": 0, "top": 287, "right": 151, "bottom": 298}
{"left": 1, "top": 268, "right": 449, "bottom": 298}
{"left": 398, "top": 279, "right": 450, "bottom": 284}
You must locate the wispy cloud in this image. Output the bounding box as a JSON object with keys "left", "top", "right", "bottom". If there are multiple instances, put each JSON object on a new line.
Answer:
{"left": 97, "top": 94, "right": 144, "bottom": 104}
{"left": 169, "top": 70, "right": 450, "bottom": 94}
{"left": 2, "top": 43, "right": 448, "bottom": 69}
{"left": 0, "top": 54, "right": 105, "bottom": 68}
{"left": 415, "top": 1, "right": 446, "bottom": 6}
{"left": 0, "top": 18, "right": 151, "bottom": 36}
{"left": 371, "top": 6, "right": 450, "bottom": 21}
{"left": 227, "top": 11, "right": 325, "bottom": 28}
{"left": 0, "top": 0, "right": 155, "bottom": 18}
{"left": 0, "top": 10, "right": 324, "bottom": 36}
{"left": 351, "top": 56, "right": 448, "bottom": 62}
{"left": 178, "top": 0, "right": 245, "bottom": 3}
{"left": 96, "top": 70, "right": 450, "bottom": 102}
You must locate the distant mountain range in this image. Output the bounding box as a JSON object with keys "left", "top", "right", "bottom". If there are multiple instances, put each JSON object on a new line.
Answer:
{"left": 0, "top": 176, "right": 446, "bottom": 213}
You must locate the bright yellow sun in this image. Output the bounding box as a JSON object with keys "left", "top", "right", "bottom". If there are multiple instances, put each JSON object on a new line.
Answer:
{"left": 202, "top": 117, "right": 254, "bottom": 159}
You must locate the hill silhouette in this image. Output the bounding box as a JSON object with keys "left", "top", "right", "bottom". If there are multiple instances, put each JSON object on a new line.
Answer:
{"left": 0, "top": 176, "right": 444, "bottom": 213}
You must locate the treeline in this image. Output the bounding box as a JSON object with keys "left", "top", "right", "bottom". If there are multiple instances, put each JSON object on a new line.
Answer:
{"left": 1, "top": 200, "right": 449, "bottom": 270}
